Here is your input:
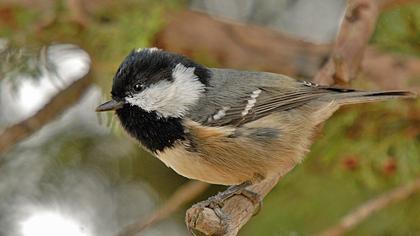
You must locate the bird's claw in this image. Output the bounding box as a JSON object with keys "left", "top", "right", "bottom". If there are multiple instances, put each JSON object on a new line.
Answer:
{"left": 186, "top": 182, "right": 263, "bottom": 235}
{"left": 195, "top": 181, "right": 262, "bottom": 216}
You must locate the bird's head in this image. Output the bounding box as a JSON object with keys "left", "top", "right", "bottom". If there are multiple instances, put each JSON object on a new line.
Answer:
{"left": 96, "top": 48, "right": 211, "bottom": 118}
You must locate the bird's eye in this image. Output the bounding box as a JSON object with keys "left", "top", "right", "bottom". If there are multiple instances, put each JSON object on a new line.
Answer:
{"left": 133, "top": 83, "right": 143, "bottom": 92}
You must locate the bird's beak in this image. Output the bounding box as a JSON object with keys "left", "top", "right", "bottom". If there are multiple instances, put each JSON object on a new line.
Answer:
{"left": 96, "top": 99, "right": 125, "bottom": 112}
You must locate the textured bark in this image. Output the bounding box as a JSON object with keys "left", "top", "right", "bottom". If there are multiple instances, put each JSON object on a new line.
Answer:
{"left": 186, "top": 173, "right": 285, "bottom": 236}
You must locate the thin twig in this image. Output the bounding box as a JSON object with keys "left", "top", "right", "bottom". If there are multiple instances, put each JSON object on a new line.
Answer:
{"left": 317, "top": 176, "right": 420, "bottom": 236}
{"left": 185, "top": 0, "right": 384, "bottom": 235}
{"left": 0, "top": 71, "right": 93, "bottom": 156}
{"left": 314, "top": 0, "right": 379, "bottom": 85}
{"left": 67, "top": 0, "right": 91, "bottom": 28}
{"left": 118, "top": 181, "right": 209, "bottom": 236}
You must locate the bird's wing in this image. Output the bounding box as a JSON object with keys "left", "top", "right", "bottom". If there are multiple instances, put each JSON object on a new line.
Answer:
{"left": 187, "top": 68, "right": 345, "bottom": 127}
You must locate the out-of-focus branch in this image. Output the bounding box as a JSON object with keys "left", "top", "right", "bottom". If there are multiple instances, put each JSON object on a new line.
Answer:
{"left": 154, "top": 10, "right": 420, "bottom": 93}
{"left": 154, "top": 11, "right": 331, "bottom": 79}
{"left": 176, "top": 0, "right": 401, "bottom": 234}
{"left": 313, "top": 0, "right": 379, "bottom": 85}
{"left": 0, "top": 71, "right": 92, "bottom": 156}
{"left": 67, "top": 0, "right": 90, "bottom": 28}
{"left": 317, "top": 176, "right": 420, "bottom": 236}
{"left": 118, "top": 181, "right": 209, "bottom": 236}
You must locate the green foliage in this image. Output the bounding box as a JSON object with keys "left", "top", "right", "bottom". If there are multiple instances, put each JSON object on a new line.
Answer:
{"left": 372, "top": 3, "right": 420, "bottom": 55}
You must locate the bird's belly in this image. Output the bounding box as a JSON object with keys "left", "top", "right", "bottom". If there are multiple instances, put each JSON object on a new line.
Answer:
{"left": 156, "top": 144, "right": 251, "bottom": 185}
{"left": 154, "top": 113, "right": 320, "bottom": 186}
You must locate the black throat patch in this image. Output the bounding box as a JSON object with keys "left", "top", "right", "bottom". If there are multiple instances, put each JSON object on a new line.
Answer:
{"left": 116, "top": 104, "right": 185, "bottom": 153}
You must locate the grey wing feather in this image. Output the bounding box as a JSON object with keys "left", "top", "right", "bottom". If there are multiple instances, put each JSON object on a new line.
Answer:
{"left": 187, "top": 68, "right": 337, "bottom": 126}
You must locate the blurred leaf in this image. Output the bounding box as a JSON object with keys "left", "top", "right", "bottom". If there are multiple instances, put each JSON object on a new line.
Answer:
{"left": 372, "top": 3, "right": 420, "bottom": 55}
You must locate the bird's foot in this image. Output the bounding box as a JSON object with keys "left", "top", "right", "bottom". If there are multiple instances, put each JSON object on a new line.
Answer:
{"left": 225, "top": 181, "right": 261, "bottom": 204}
{"left": 187, "top": 181, "right": 262, "bottom": 235}
{"left": 193, "top": 181, "right": 262, "bottom": 217}
{"left": 224, "top": 182, "right": 263, "bottom": 216}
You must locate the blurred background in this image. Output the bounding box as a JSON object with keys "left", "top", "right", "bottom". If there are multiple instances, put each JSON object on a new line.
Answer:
{"left": 0, "top": 0, "right": 419, "bottom": 235}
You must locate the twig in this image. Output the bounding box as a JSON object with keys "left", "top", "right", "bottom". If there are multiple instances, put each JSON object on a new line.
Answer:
{"left": 67, "top": 0, "right": 90, "bottom": 28}
{"left": 0, "top": 71, "right": 92, "bottom": 156}
{"left": 313, "top": 0, "right": 379, "bottom": 85}
{"left": 118, "top": 181, "right": 209, "bottom": 236}
{"left": 317, "top": 176, "right": 420, "bottom": 236}
{"left": 184, "top": 0, "right": 385, "bottom": 235}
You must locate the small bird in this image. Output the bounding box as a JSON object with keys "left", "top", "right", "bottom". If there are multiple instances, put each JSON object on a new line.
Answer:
{"left": 96, "top": 48, "right": 415, "bottom": 199}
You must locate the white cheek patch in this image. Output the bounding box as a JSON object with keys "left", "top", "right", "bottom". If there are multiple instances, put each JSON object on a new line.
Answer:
{"left": 126, "top": 63, "right": 205, "bottom": 118}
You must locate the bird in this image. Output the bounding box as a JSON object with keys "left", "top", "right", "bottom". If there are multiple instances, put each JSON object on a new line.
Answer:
{"left": 96, "top": 47, "right": 415, "bottom": 203}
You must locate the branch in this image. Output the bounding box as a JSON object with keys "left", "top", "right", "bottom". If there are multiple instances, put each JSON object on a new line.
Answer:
{"left": 186, "top": 173, "right": 287, "bottom": 236}
{"left": 317, "top": 176, "right": 420, "bottom": 236}
{"left": 179, "top": 0, "right": 389, "bottom": 234}
{"left": 0, "top": 71, "right": 92, "bottom": 156}
{"left": 313, "top": 0, "right": 379, "bottom": 85}
{"left": 118, "top": 181, "right": 209, "bottom": 236}
{"left": 67, "top": 0, "right": 90, "bottom": 28}
{"left": 153, "top": 10, "right": 331, "bottom": 78}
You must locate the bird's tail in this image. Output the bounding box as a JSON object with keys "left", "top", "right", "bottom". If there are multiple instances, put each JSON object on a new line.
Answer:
{"left": 331, "top": 90, "right": 417, "bottom": 105}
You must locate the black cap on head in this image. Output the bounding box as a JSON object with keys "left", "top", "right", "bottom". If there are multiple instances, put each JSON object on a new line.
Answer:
{"left": 111, "top": 48, "right": 211, "bottom": 100}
